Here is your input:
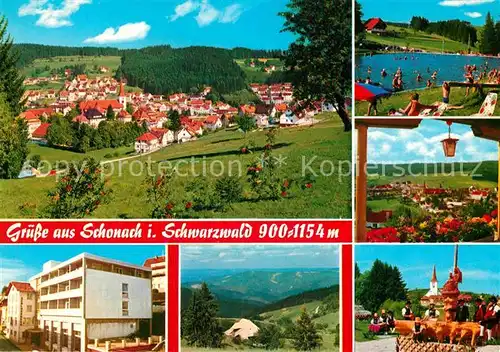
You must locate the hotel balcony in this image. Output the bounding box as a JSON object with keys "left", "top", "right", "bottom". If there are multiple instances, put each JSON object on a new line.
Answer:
{"left": 39, "top": 267, "right": 83, "bottom": 289}
{"left": 40, "top": 298, "right": 82, "bottom": 317}
{"left": 39, "top": 287, "right": 83, "bottom": 302}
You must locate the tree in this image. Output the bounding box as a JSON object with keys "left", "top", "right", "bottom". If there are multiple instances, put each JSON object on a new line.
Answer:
{"left": 236, "top": 114, "right": 256, "bottom": 135}
{"left": 43, "top": 158, "right": 111, "bottom": 218}
{"left": 280, "top": 0, "right": 351, "bottom": 131}
{"left": 291, "top": 308, "right": 322, "bottom": 351}
{"left": 354, "top": 1, "right": 365, "bottom": 42}
{"left": 0, "top": 94, "right": 29, "bottom": 179}
{"left": 106, "top": 105, "right": 115, "bottom": 120}
{"left": 357, "top": 259, "right": 407, "bottom": 313}
{"left": 479, "top": 12, "right": 498, "bottom": 55}
{"left": 167, "top": 110, "right": 182, "bottom": 132}
{"left": 0, "top": 15, "right": 25, "bottom": 115}
{"left": 255, "top": 324, "right": 284, "bottom": 350}
{"left": 182, "top": 282, "right": 223, "bottom": 348}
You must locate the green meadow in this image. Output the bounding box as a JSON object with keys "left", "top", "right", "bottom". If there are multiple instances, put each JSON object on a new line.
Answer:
{"left": 22, "top": 55, "right": 122, "bottom": 78}
{"left": 0, "top": 113, "right": 352, "bottom": 219}
{"left": 365, "top": 25, "right": 470, "bottom": 53}
{"left": 355, "top": 87, "right": 499, "bottom": 116}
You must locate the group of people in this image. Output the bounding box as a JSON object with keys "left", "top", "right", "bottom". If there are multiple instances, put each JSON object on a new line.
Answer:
{"left": 368, "top": 297, "right": 500, "bottom": 344}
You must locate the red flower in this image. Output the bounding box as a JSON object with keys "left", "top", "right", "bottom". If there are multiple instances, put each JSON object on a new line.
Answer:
{"left": 367, "top": 227, "right": 400, "bottom": 243}
{"left": 95, "top": 200, "right": 100, "bottom": 206}
{"left": 65, "top": 185, "right": 72, "bottom": 192}
{"left": 305, "top": 183, "right": 312, "bottom": 189}
{"left": 166, "top": 202, "right": 174, "bottom": 210}
{"left": 452, "top": 236, "right": 459, "bottom": 242}
{"left": 483, "top": 214, "right": 492, "bottom": 223}
{"left": 87, "top": 183, "right": 93, "bottom": 189}
{"left": 283, "top": 180, "right": 289, "bottom": 188}
{"left": 185, "top": 202, "right": 192, "bottom": 209}
{"left": 241, "top": 147, "right": 247, "bottom": 153}
{"left": 491, "top": 209, "right": 498, "bottom": 218}
{"left": 281, "top": 191, "right": 287, "bottom": 197}
{"left": 264, "top": 143, "right": 272, "bottom": 150}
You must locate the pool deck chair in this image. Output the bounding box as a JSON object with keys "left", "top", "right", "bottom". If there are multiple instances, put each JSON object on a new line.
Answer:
{"left": 473, "top": 92, "right": 497, "bottom": 117}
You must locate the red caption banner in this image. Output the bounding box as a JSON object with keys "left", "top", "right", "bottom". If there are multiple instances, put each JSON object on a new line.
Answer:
{"left": 0, "top": 220, "right": 352, "bottom": 243}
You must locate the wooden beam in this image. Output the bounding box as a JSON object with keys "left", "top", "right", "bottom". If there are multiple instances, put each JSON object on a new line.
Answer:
{"left": 356, "top": 125, "right": 368, "bottom": 242}
{"left": 355, "top": 118, "right": 422, "bottom": 130}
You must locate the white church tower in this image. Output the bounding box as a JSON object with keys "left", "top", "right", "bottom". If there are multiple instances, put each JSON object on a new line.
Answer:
{"left": 425, "top": 265, "right": 440, "bottom": 297}
{"left": 118, "top": 81, "right": 127, "bottom": 110}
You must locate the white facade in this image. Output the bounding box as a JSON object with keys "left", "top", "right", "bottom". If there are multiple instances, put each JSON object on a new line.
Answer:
{"left": 30, "top": 253, "right": 152, "bottom": 352}
{"left": 5, "top": 284, "right": 36, "bottom": 344}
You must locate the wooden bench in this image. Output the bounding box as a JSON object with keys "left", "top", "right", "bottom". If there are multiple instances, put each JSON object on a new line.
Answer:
{"left": 447, "top": 81, "right": 500, "bottom": 95}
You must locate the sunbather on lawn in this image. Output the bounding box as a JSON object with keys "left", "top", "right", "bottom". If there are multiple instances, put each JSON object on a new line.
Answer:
{"left": 399, "top": 93, "right": 438, "bottom": 116}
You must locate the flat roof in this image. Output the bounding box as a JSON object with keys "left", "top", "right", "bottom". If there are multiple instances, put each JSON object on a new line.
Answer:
{"left": 30, "top": 252, "right": 151, "bottom": 280}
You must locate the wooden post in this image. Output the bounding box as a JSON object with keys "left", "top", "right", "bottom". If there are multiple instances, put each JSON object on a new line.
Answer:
{"left": 356, "top": 124, "right": 368, "bottom": 242}
{"left": 497, "top": 142, "right": 500, "bottom": 241}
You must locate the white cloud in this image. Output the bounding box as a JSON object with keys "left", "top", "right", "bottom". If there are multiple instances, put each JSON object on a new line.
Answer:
{"left": 83, "top": 22, "right": 151, "bottom": 44}
{"left": 464, "top": 11, "right": 483, "bottom": 18}
{"left": 169, "top": 0, "right": 243, "bottom": 27}
{"left": 170, "top": 0, "right": 200, "bottom": 22}
{"left": 439, "top": 0, "right": 494, "bottom": 6}
{"left": 18, "top": 0, "right": 91, "bottom": 28}
{"left": 196, "top": 0, "right": 220, "bottom": 26}
{"left": 0, "top": 257, "right": 37, "bottom": 288}
{"left": 220, "top": 4, "right": 243, "bottom": 23}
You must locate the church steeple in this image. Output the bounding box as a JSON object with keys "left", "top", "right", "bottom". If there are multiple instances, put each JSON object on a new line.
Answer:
{"left": 431, "top": 265, "right": 438, "bottom": 283}
{"left": 453, "top": 244, "right": 459, "bottom": 269}
{"left": 118, "top": 81, "right": 126, "bottom": 110}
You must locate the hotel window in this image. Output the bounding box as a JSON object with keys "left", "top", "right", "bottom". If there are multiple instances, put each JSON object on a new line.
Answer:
{"left": 26, "top": 305, "right": 32, "bottom": 313}
{"left": 122, "top": 301, "right": 129, "bottom": 316}
{"left": 115, "top": 267, "right": 123, "bottom": 274}
{"left": 27, "top": 293, "right": 33, "bottom": 300}
{"left": 122, "top": 283, "right": 129, "bottom": 299}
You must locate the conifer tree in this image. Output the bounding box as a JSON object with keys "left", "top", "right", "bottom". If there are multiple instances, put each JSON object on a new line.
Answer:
{"left": 0, "top": 15, "right": 25, "bottom": 115}
{"left": 291, "top": 308, "right": 322, "bottom": 351}
{"left": 479, "top": 12, "right": 497, "bottom": 55}
{"left": 0, "top": 94, "right": 28, "bottom": 179}
{"left": 182, "top": 282, "right": 223, "bottom": 348}
{"left": 280, "top": 0, "right": 352, "bottom": 131}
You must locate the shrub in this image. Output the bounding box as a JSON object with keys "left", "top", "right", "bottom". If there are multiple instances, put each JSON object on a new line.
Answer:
{"left": 215, "top": 176, "right": 243, "bottom": 207}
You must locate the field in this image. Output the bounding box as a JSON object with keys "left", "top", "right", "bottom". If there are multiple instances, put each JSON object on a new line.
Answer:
{"left": 368, "top": 173, "right": 498, "bottom": 189}
{"left": 235, "top": 59, "right": 284, "bottom": 84}
{"left": 0, "top": 113, "right": 351, "bottom": 219}
{"left": 355, "top": 87, "right": 499, "bottom": 116}
{"left": 182, "top": 301, "right": 339, "bottom": 351}
{"left": 365, "top": 25, "right": 470, "bottom": 53}
{"left": 22, "top": 55, "right": 122, "bottom": 78}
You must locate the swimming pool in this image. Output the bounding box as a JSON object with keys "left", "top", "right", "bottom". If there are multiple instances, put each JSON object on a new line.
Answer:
{"left": 355, "top": 52, "right": 500, "bottom": 91}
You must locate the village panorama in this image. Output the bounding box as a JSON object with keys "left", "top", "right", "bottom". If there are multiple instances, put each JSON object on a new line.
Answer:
{"left": 0, "top": 0, "right": 352, "bottom": 220}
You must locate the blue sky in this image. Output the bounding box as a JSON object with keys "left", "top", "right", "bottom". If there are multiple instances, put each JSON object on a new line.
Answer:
{"left": 356, "top": 245, "right": 500, "bottom": 295}
{"left": 0, "top": 0, "right": 293, "bottom": 49}
{"left": 0, "top": 245, "right": 164, "bottom": 288}
{"left": 365, "top": 120, "right": 499, "bottom": 164}
{"left": 359, "top": 0, "right": 500, "bottom": 25}
{"left": 181, "top": 245, "right": 340, "bottom": 270}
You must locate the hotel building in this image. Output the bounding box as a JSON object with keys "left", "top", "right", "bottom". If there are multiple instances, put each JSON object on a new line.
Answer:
{"left": 28, "top": 253, "right": 153, "bottom": 352}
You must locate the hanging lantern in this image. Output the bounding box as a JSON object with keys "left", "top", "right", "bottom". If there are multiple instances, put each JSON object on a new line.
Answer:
{"left": 441, "top": 120, "right": 459, "bottom": 157}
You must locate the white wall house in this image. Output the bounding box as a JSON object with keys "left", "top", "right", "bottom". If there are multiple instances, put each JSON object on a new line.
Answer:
{"left": 5, "top": 282, "right": 36, "bottom": 344}
{"left": 143, "top": 256, "right": 166, "bottom": 294}
{"left": 30, "top": 253, "right": 152, "bottom": 352}
{"left": 135, "top": 132, "right": 160, "bottom": 154}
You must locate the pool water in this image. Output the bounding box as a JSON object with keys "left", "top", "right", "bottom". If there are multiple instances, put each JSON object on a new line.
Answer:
{"left": 355, "top": 53, "right": 500, "bottom": 91}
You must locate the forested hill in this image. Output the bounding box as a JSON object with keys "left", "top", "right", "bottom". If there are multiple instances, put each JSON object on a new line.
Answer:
{"left": 13, "top": 43, "right": 282, "bottom": 68}
{"left": 117, "top": 46, "right": 248, "bottom": 94}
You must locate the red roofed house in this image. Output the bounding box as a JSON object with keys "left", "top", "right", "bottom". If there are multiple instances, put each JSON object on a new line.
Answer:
{"left": 364, "top": 18, "right": 387, "bottom": 34}
{"left": 176, "top": 127, "right": 197, "bottom": 143}
{"left": 79, "top": 100, "right": 123, "bottom": 114}
{"left": 135, "top": 132, "right": 160, "bottom": 153}
{"left": 366, "top": 209, "right": 392, "bottom": 229}
{"left": 5, "top": 281, "right": 36, "bottom": 344}
{"left": 151, "top": 128, "right": 174, "bottom": 146}
{"left": 72, "top": 114, "right": 89, "bottom": 124}
{"left": 143, "top": 256, "right": 166, "bottom": 293}
{"left": 31, "top": 123, "right": 51, "bottom": 142}
{"left": 204, "top": 115, "right": 222, "bottom": 131}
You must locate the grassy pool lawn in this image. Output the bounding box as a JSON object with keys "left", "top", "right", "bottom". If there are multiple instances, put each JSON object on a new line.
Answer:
{"left": 364, "top": 25, "right": 469, "bottom": 53}
{"left": 0, "top": 113, "right": 351, "bottom": 219}
{"left": 355, "top": 87, "right": 499, "bottom": 116}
